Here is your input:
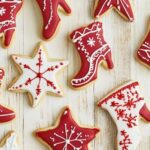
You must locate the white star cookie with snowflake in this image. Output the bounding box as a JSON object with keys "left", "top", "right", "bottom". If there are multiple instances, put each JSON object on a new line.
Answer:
{"left": 9, "top": 43, "right": 68, "bottom": 107}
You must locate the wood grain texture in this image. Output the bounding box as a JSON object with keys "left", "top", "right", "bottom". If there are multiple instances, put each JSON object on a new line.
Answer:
{"left": 0, "top": 0, "right": 149, "bottom": 149}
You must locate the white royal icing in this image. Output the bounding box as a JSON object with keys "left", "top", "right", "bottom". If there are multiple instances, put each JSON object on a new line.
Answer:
{"left": 9, "top": 44, "right": 68, "bottom": 107}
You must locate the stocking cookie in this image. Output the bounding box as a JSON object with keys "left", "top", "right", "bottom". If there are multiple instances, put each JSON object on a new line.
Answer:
{"left": 97, "top": 81, "right": 149, "bottom": 150}
{"left": 36, "top": 0, "right": 71, "bottom": 40}
{"left": 137, "top": 23, "right": 150, "bottom": 68}
{"left": 35, "top": 107, "right": 99, "bottom": 150}
{"left": 8, "top": 42, "right": 68, "bottom": 107}
{"left": 0, "top": 132, "right": 19, "bottom": 150}
{"left": 0, "top": 0, "right": 23, "bottom": 47}
{"left": 70, "top": 22, "right": 114, "bottom": 88}
{"left": 94, "top": 0, "right": 134, "bottom": 22}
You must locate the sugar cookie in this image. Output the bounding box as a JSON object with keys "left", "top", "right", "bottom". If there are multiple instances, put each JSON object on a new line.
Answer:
{"left": 35, "top": 107, "right": 100, "bottom": 150}
{"left": 70, "top": 21, "right": 114, "bottom": 88}
{"left": 8, "top": 42, "right": 68, "bottom": 107}
{"left": 98, "top": 81, "right": 148, "bottom": 150}
{"left": 94, "top": 0, "right": 134, "bottom": 21}
{"left": 0, "top": 0, "right": 23, "bottom": 47}
{"left": 36, "top": 0, "right": 71, "bottom": 40}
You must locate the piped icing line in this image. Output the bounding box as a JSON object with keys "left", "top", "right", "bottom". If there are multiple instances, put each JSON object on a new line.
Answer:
{"left": 94, "top": 0, "right": 134, "bottom": 22}
{"left": 140, "top": 104, "right": 150, "bottom": 122}
{"left": 0, "top": 104, "right": 15, "bottom": 123}
{"left": 98, "top": 81, "right": 145, "bottom": 150}
{"left": 137, "top": 23, "right": 150, "bottom": 67}
{"left": 70, "top": 22, "right": 114, "bottom": 88}
{"left": 0, "top": 132, "right": 19, "bottom": 150}
{"left": 36, "top": 0, "right": 71, "bottom": 40}
{"left": 8, "top": 42, "right": 68, "bottom": 107}
{"left": 0, "top": 0, "right": 23, "bottom": 47}
{"left": 35, "top": 107, "right": 100, "bottom": 150}
{"left": 0, "top": 68, "right": 4, "bottom": 87}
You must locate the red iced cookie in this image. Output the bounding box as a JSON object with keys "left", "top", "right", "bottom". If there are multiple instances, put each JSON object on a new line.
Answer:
{"left": 36, "top": 0, "right": 71, "bottom": 40}
{"left": 94, "top": 0, "right": 134, "bottom": 21}
{"left": 35, "top": 107, "right": 99, "bottom": 150}
{"left": 0, "top": 0, "right": 23, "bottom": 47}
{"left": 137, "top": 23, "right": 150, "bottom": 67}
{"left": 70, "top": 22, "right": 114, "bottom": 88}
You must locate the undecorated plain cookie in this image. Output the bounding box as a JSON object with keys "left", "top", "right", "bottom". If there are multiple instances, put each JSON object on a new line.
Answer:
{"left": 35, "top": 107, "right": 100, "bottom": 150}
{"left": 8, "top": 42, "right": 68, "bottom": 107}
{"left": 0, "top": 0, "right": 23, "bottom": 47}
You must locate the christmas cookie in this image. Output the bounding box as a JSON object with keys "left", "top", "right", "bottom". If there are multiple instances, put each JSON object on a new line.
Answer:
{"left": 35, "top": 107, "right": 100, "bottom": 150}
{"left": 70, "top": 21, "right": 114, "bottom": 88}
{"left": 98, "top": 81, "right": 149, "bottom": 150}
{"left": 36, "top": 0, "right": 71, "bottom": 40}
{"left": 0, "top": 131, "right": 19, "bottom": 150}
{"left": 8, "top": 42, "right": 68, "bottom": 107}
{"left": 137, "top": 22, "right": 150, "bottom": 68}
{"left": 0, "top": 0, "right": 23, "bottom": 47}
{"left": 94, "top": 0, "right": 134, "bottom": 22}
{"left": 0, "top": 68, "right": 5, "bottom": 87}
{"left": 140, "top": 104, "right": 150, "bottom": 122}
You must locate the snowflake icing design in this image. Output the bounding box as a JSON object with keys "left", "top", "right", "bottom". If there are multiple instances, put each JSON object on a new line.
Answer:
{"left": 87, "top": 37, "right": 96, "bottom": 47}
{"left": 9, "top": 44, "right": 68, "bottom": 107}
{"left": 50, "top": 124, "right": 88, "bottom": 150}
{"left": 0, "top": 7, "right": 6, "bottom": 16}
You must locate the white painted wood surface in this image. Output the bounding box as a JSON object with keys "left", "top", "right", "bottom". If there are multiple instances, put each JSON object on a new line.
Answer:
{"left": 0, "top": 0, "right": 149, "bottom": 149}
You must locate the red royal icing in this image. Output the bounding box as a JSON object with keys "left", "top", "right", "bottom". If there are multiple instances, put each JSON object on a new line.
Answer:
{"left": 0, "top": 68, "right": 4, "bottom": 86}
{"left": 140, "top": 104, "right": 150, "bottom": 122}
{"left": 137, "top": 24, "right": 150, "bottom": 67}
{"left": 98, "top": 82, "right": 145, "bottom": 150}
{"left": 0, "top": 0, "right": 23, "bottom": 47}
{"left": 36, "top": 107, "right": 99, "bottom": 150}
{"left": 0, "top": 104, "right": 15, "bottom": 123}
{"left": 36, "top": 0, "right": 71, "bottom": 40}
{"left": 70, "top": 22, "right": 114, "bottom": 88}
{"left": 94, "top": 0, "right": 134, "bottom": 22}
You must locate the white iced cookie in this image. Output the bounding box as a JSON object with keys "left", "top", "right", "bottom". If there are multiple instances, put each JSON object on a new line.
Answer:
{"left": 0, "top": 132, "right": 18, "bottom": 150}
{"left": 9, "top": 42, "right": 68, "bottom": 107}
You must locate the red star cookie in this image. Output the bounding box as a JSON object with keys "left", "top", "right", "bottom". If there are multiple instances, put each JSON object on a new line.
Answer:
{"left": 98, "top": 81, "right": 149, "bottom": 150}
{"left": 94, "top": 0, "right": 134, "bottom": 22}
{"left": 70, "top": 22, "right": 114, "bottom": 88}
{"left": 137, "top": 23, "right": 150, "bottom": 68}
{"left": 0, "top": 0, "right": 23, "bottom": 47}
{"left": 36, "top": 0, "right": 71, "bottom": 40}
{"left": 35, "top": 107, "right": 99, "bottom": 150}
{"left": 8, "top": 43, "right": 68, "bottom": 107}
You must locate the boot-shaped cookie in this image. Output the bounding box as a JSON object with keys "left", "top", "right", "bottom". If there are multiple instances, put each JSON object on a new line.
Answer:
{"left": 0, "top": 132, "right": 19, "bottom": 150}
{"left": 137, "top": 23, "right": 150, "bottom": 68}
{"left": 0, "top": 0, "right": 23, "bottom": 47}
{"left": 0, "top": 68, "right": 15, "bottom": 123}
{"left": 94, "top": 0, "right": 134, "bottom": 21}
{"left": 98, "top": 82, "right": 146, "bottom": 150}
{"left": 70, "top": 22, "right": 114, "bottom": 88}
{"left": 36, "top": 0, "right": 71, "bottom": 40}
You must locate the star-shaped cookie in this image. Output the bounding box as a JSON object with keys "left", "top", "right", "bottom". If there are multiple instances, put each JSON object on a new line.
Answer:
{"left": 94, "top": 0, "right": 134, "bottom": 21}
{"left": 35, "top": 107, "right": 100, "bottom": 150}
{"left": 9, "top": 43, "right": 68, "bottom": 107}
